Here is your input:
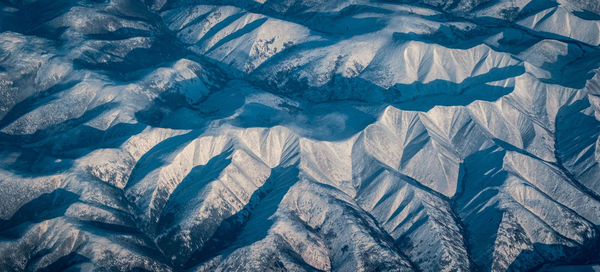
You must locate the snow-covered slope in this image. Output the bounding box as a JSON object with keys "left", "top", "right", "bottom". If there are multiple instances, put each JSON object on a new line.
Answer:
{"left": 0, "top": 0, "right": 599, "bottom": 271}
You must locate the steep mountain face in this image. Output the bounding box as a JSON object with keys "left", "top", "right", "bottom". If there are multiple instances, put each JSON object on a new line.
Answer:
{"left": 0, "top": 0, "right": 599, "bottom": 271}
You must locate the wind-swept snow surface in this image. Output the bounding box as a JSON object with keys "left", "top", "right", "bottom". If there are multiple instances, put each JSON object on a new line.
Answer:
{"left": 0, "top": 0, "right": 599, "bottom": 271}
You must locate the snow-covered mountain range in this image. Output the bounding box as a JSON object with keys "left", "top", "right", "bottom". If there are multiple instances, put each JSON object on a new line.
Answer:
{"left": 1, "top": 0, "right": 599, "bottom": 271}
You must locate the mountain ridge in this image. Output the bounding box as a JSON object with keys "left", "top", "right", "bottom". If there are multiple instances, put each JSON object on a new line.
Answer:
{"left": 0, "top": 0, "right": 599, "bottom": 271}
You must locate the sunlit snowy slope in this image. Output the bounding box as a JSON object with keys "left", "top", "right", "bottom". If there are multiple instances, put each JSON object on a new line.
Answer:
{"left": 1, "top": 0, "right": 600, "bottom": 271}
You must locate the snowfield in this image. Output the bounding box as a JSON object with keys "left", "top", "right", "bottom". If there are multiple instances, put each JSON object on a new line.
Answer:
{"left": 0, "top": 0, "right": 599, "bottom": 271}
